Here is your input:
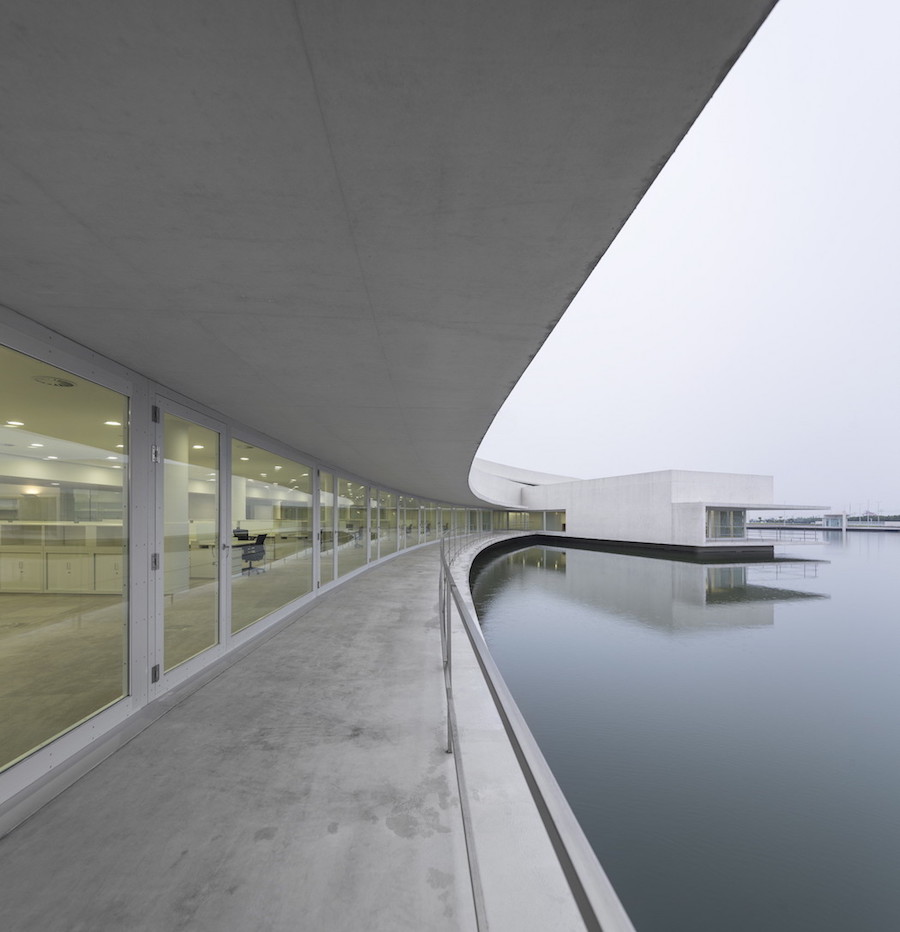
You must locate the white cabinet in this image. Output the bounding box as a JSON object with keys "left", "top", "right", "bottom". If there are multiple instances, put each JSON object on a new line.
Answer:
{"left": 94, "top": 553, "right": 126, "bottom": 593}
{"left": 0, "top": 552, "right": 44, "bottom": 591}
{"left": 46, "top": 554, "right": 93, "bottom": 592}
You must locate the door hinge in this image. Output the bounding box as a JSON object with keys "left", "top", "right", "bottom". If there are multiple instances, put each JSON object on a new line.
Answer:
{"left": 151, "top": 664, "right": 160, "bottom": 683}
{"left": 151, "top": 553, "right": 160, "bottom": 570}
{"left": 151, "top": 443, "right": 160, "bottom": 463}
{"left": 151, "top": 404, "right": 161, "bottom": 423}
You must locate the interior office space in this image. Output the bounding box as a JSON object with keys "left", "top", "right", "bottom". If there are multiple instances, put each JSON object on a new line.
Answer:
{"left": 0, "top": 1, "right": 777, "bottom": 835}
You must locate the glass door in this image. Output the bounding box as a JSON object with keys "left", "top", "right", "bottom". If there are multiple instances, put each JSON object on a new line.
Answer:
{"left": 319, "top": 470, "right": 335, "bottom": 586}
{"left": 157, "top": 406, "right": 221, "bottom": 673}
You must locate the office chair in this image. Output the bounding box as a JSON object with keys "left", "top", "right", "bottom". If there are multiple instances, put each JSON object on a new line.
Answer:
{"left": 241, "top": 533, "right": 267, "bottom": 574}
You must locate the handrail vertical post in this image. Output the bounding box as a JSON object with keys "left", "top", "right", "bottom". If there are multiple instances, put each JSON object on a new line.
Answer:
{"left": 445, "top": 575, "right": 453, "bottom": 754}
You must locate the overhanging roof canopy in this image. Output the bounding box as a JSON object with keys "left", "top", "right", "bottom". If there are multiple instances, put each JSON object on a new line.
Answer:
{"left": 0, "top": 1, "right": 776, "bottom": 505}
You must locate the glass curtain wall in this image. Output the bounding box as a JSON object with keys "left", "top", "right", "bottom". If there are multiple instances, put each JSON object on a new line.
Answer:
{"left": 376, "top": 490, "right": 398, "bottom": 558}
{"left": 319, "top": 471, "right": 335, "bottom": 585}
{"left": 546, "top": 511, "right": 566, "bottom": 531}
{"left": 337, "top": 478, "right": 367, "bottom": 578}
{"left": 162, "top": 415, "right": 219, "bottom": 671}
{"left": 707, "top": 508, "right": 747, "bottom": 540}
{"left": 398, "top": 495, "right": 414, "bottom": 549}
{"left": 230, "top": 440, "right": 313, "bottom": 633}
{"left": 0, "top": 344, "right": 128, "bottom": 772}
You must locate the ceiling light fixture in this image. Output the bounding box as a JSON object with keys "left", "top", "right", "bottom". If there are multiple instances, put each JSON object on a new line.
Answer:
{"left": 104, "top": 420, "right": 121, "bottom": 426}
{"left": 33, "top": 376, "right": 75, "bottom": 388}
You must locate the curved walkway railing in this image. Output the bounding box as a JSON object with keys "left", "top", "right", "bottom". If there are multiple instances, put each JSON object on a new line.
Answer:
{"left": 439, "top": 532, "right": 637, "bottom": 932}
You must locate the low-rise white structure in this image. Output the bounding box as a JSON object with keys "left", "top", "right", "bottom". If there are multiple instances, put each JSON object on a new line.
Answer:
{"left": 471, "top": 460, "right": 825, "bottom": 552}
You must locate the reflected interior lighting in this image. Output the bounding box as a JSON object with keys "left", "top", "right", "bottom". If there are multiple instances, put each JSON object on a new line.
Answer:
{"left": 45, "top": 456, "right": 58, "bottom": 460}
{"left": 106, "top": 456, "right": 118, "bottom": 460}
{"left": 192, "top": 444, "right": 204, "bottom": 450}
{"left": 240, "top": 457, "right": 249, "bottom": 461}
{"left": 6, "top": 420, "right": 24, "bottom": 426}
{"left": 29, "top": 443, "right": 44, "bottom": 448}
{"left": 23, "top": 488, "right": 41, "bottom": 495}
{"left": 104, "top": 420, "right": 121, "bottom": 426}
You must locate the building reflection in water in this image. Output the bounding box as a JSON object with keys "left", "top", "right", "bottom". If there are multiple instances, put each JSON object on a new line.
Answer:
{"left": 475, "top": 545, "right": 828, "bottom": 633}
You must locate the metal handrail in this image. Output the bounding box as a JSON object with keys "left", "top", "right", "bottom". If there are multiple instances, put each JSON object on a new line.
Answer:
{"left": 439, "top": 533, "right": 637, "bottom": 932}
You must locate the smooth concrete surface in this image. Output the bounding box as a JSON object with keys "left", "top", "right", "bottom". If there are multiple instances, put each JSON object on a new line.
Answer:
{"left": 446, "top": 537, "right": 592, "bottom": 932}
{"left": 0, "top": 2, "right": 777, "bottom": 505}
{"left": 0, "top": 547, "right": 478, "bottom": 931}
{"left": 0, "top": 543, "right": 595, "bottom": 931}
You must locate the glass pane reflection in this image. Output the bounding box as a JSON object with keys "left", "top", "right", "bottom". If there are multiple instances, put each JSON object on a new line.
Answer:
{"left": 163, "top": 414, "right": 218, "bottom": 671}
{"left": 230, "top": 440, "right": 313, "bottom": 633}
{"left": 0, "top": 344, "right": 128, "bottom": 771}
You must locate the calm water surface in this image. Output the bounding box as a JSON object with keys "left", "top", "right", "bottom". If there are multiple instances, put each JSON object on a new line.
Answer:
{"left": 471, "top": 532, "right": 900, "bottom": 932}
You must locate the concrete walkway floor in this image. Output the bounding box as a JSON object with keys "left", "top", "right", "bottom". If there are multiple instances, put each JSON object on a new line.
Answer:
{"left": 0, "top": 547, "right": 477, "bottom": 931}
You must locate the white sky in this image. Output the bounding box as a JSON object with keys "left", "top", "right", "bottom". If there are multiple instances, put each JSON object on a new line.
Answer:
{"left": 477, "top": 0, "right": 900, "bottom": 514}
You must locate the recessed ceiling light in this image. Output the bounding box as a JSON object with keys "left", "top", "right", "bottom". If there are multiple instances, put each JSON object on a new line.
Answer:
{"left": 104, "top": 420, "right": 121, "bottom": 426}
{"left": 260, "top": 473, "right": 267, "bottom": 477}
{"left": 192, "top": 444, "right": 204, "bottom": 450}
{"left": 240, "top": 457, "right": 249, "bottom": 461}
{"left": 45, "top": 456, "right": 58, "bottom": 460}
{"left": 116, "top": 444, "right": 124, "bottom": 449}
{"left": 106, "top": 456, "right": 118, "bottom": 460}
{"left": 274, "top": 465, "right": 282, "bottom": 470}
{"left": 6, "top": 420, "right": 24, "bottom": 427}
{"left": 34, "top": 375, "right": 75, "bottom": 388}
{"left": 29, "top": 443, "right": 44, "bottom": 448}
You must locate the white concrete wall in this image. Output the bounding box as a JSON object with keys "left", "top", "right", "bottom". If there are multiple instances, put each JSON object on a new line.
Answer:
{"left": 669, "top": 470, "right": 773, "bottom": 504}
{"left": 468, "top": 458, "right": 573, "bottom": 508}
{"left": 521, "top": 470, "right": 775, "bottom": 548}
{"left": 523, "top": 471, "right": 675, "bottom": 544}
{"left": 671, "top": 502, "right": 707, "bottom": 547}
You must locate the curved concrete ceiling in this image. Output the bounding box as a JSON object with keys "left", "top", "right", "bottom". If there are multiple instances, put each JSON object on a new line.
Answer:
{"left": 0, "top": 1, "right": 776, "bottom": 506}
